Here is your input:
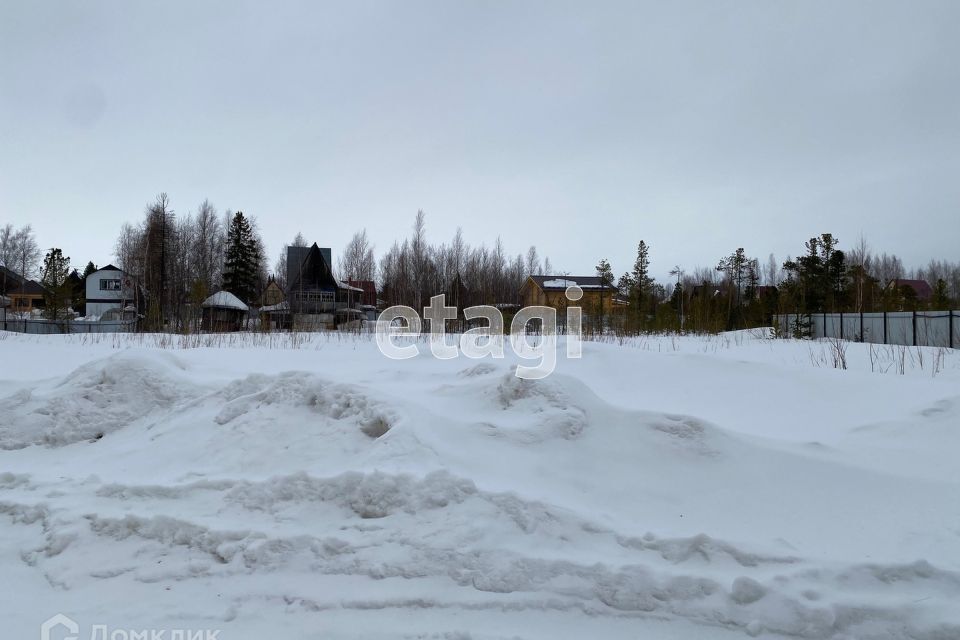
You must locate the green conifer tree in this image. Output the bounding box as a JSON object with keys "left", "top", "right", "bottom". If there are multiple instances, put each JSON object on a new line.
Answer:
{"left": 41, "top": 248, "right": 71, "bottom": 321}
{"left": 222, "top": 211, "right": 259, "bottom": 303}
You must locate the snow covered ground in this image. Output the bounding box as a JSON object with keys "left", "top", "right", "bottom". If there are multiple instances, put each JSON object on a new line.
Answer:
{"left": 1, "top": 329, "right": 959, "bottom": 639}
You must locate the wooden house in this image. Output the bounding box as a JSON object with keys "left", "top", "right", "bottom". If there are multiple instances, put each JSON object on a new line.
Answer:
{"left": 284, "top": 243, "right": 364, "bottom": 329}
{"left": 259, "top": 278, "right": 285, "bottom": 307}
{"left": 0, "top": 265, "right": 48, "bottom": 314}
{"left": 520, "top": 276, "right": 623, "bottom": 314}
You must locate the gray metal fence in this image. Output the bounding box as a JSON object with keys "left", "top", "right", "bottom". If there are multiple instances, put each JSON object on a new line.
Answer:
{"left": 775, "top": 311, "right": 959, "bottom": 348}
{"left": 1, "top": 319, "right": 136, "bottom": 334}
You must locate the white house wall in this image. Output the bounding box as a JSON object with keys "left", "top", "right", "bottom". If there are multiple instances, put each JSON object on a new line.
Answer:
{"left": 85, "top": 269, "right": 135, "bottom": 318}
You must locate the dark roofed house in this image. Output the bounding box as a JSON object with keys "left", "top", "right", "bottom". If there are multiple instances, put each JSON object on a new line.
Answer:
{"left": 753, "top": 285, "right": 778, "bottom": 299}
{"left": 347, "top": 280, "right": 377, "bottom": 307}
{"left": 284, "top": 243, "right": 363, "bottom": 329}
{"left": 527, "top": 275, "right": 616, "bottom": 292}
{"left": 0, "top": 265, "right": 48, "bottom": 314}
{"left": 888, "top": 279, "right": 934, "bottom": 303}
{"left": 347, "top": 279, "right": 378, "bottom": 321}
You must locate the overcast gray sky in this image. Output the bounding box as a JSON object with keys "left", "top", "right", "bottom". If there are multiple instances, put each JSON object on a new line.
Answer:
{"left": 1, "top": 0, "right": 958, "bottom": 281}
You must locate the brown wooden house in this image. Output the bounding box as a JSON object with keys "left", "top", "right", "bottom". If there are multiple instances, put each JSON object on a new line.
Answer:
{"left": 520, "top": 275, "right": 625, "bottom": 329}
{"left": 0, "top": 265, "right": 48, "bottom": 314}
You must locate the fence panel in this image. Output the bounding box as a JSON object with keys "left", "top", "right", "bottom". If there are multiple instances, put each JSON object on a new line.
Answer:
{"left": 775, "top": 311, "right": 957, "bottom": 349}
{"left": 1, "top": 319, "right": 135, "bottom": 334}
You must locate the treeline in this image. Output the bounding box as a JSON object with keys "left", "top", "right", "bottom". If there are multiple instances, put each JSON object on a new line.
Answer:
{"left": 375, "top": 210, "right": 551, "bottom": 311}
{"left": 112, "top": 194, "right": 269, "bottom": 330}
{"left": 5, "top": 197, "right": 960, "bottom": 335}
{"left": 593, "top": 233, "right": 960, "bottom": 335}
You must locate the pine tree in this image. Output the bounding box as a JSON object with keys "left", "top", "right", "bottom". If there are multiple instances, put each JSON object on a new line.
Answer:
{"left": 631, "top": 241, "right": 653, "bottom": 330}
{"left": 717, "top": 248, "right": 749, "bottom": 329}
{"left": 783, "top": 234, "right": 847, "bottom": 316}
{"left": 41, "top": 248, "right": 71, "bottom": 321}
{"left": 617, "top": 272, "right": 634, "bottom": 299}
{"left": 595, "top": 258, "right": 614, "bottom": 332}
{"left": 222, "top": 211, "right": 259, "bottom": 303}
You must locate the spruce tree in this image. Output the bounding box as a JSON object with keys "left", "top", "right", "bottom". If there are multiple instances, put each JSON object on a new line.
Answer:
{"left": 595, "top": 258, "right": 614, "bottom": 332}
{"left": 222, "top": 211, "right": 258, "bottom": 303}
{"left": 41, "top": 248, "right": 71, "bottom": 321}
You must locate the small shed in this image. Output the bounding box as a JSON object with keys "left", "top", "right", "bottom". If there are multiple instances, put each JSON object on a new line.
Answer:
{"left": 201, "top": 291, "right": 249, "bottom": 332}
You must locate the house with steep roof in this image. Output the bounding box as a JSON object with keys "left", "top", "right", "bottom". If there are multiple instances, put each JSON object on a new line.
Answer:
{"left": 280, "top": 243, "right": 364, "bottom": 329}
{"left": 259, "top": 278, "right": 285, "bottom": 308}
{"left": 0, "top": 265, "right": 48, "bottom": 314}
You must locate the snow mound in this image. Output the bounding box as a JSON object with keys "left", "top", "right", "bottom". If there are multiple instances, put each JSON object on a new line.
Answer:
{"left": 0, "top": 351, "right": 201, "bottom": 450}
{"left": 489, "top": 373, "right": 587, "bottom": 441}
{"left": 213, "top": 372, "right": 397, "bottom": 440}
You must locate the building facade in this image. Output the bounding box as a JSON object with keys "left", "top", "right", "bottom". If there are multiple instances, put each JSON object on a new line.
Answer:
{"left": 0, "top": 265, "right": 47, "bottom": 314}
{"left": 85, "top": 265, "right": 139, "bottom": 320}
{"left": 520, "top": 275, "right": 625, "bottom": 329}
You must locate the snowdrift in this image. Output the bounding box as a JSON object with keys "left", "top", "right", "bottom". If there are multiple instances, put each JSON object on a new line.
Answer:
{"left": 1, "top": 332, "right": 959, "bottom": 639}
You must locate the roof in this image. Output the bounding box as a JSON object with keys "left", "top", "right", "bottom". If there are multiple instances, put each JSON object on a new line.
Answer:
{"left": 0, "top": 264, "right": 24, "bottom": 285}
{"left": 347, "top": 279, "right": 376, "bottom": 296}
{"left": 339, "top": 281, "right": 364, "bottom": 293}
{"left": 889, "top": 279, "right": 934, "bottom": 301}
{"left": 201, "top": 291, "right": 249, "bottom": 311}
{"left": 87, "top": 265, "right": 132, "bottom": 280}
{"left": 528, "top": 275, "right": 617, "bottom": 291}
{"left": 260, "top": 301, "right": 290, "bottom": 313}
{"left": 0, "top": 266, "right": 48, "bottom": 296}
{"left": 286, "top": 244, "right": 333, "bottom": 292}
{"left": 286, "top": 243, "right": 339, "bottom": 294}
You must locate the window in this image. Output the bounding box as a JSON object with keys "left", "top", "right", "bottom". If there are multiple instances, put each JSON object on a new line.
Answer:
{"left": 100, "top": 279, "right": 122, "bottom": 291}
